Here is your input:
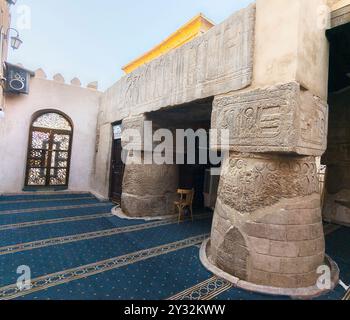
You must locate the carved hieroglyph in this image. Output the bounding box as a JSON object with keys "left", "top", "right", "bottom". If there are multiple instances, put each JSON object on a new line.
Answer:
{"left": 209, "top": 153, "right": 325, "bottom": 289}
{"left": 211, "top": 82, "right": 328, "bottom": 156}
{"left": 219, "top": 153, "right": 319, "bottom": 213}
{"left": 100, "top": 5, "right": 255, "bottom": 122}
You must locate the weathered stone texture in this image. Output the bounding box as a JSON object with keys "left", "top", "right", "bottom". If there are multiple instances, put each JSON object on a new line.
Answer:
{"left": 215, "top": 227, "right": 249, "bottom": 280}
{"left": 121, "top": 115, "right": 145, "bottom": 151}
{"left": 218, "top": 153, "right": 319, "bottom": 213}
{"left": 99, "top": 5, "right": 255, "bottom": 124}
{"left": 211, "top": 82, "right": 328, "bottom": 156}
{"left": 121, "top": 156, "right": 179, "bottom": 217}
{"left": 210, "top": 153, "right": 325, "bottom": 288}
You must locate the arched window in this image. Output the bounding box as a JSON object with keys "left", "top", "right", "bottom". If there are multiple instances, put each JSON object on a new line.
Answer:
{"left": 25, "top": 110, "right": 73, "bottom": 188}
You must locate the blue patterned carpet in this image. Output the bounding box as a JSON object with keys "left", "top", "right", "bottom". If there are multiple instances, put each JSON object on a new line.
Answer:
{"left": 0, "top": 192, "right": 349, "bottom": 300}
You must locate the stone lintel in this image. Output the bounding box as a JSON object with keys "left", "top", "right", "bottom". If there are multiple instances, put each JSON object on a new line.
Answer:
{"left": 331, "top": 4, "right": 350, "bottom": 28}
{"left": 211, "top": 82, "right": 328, "bottom": 156}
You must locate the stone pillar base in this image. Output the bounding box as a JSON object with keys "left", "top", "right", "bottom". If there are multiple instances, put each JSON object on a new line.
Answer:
{"left": 205, "top": 153, "right": 340, "bottom": 295}
{"left": 121, "top": 160, "right": 179, "bottom": 218}
{"left": 200, "top": 239, "right": 339, "bottom": 298}
{"left": 121, "top": 192, "right": 178, "bottom": 218}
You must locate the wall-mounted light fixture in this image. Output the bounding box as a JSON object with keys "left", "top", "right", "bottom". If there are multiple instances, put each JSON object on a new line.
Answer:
{"left": 1, "top": 28, "right": 23, "bottom": 50}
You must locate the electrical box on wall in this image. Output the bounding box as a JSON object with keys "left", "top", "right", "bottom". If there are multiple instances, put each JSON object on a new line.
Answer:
{"left": 4, "top": 62, "right": 34, "bottom": 94}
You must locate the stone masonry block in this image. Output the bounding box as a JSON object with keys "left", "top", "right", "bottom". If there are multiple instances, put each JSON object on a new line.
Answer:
{"left": 211, "top": 82, "right": 328, "bottom": 156}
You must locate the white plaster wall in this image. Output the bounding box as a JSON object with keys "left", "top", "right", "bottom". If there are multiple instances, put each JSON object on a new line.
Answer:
{"left": 0, "top": 76, "right": 101, "bottom": 193}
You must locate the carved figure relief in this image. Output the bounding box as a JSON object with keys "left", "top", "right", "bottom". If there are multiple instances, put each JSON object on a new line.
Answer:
{"left": 219, "top": 155, "right": 320, "bottom": 213}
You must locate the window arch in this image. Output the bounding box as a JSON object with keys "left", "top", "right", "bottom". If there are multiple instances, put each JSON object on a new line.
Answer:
{"left": 32, "top": 112, "right": 73, "bottom": 131}
{"left": 25, "top": 110, "right": 74, "bottom": 188}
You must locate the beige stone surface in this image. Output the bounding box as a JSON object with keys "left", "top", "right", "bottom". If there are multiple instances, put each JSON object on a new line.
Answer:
{"left": 121, "top": 115, "right": 145, "bottom": 151}
{"left": 70, "top": 77, "right": 82, "bottom": 86}
{"left": 253, "top": 0, "right": 330, "bottom": 100}
{"left": 212, "top": 82, "right": 328, "bottom": 156}
{"left": 209, "top": 153, "right": 325, "bottom": 289}
{"left": 121, "top": 155, "right": 179, "bottom": 217}
{"left": 330, "top": 0, "right": 350, "bottom": 10}
{"left": 87, "top": 81, "right": 99, "bottom": 90}
{"left": 53, "top": 73, "right": 65, "bottom": 83}
{"left": 91, "top": 123, "right": 112, "bottom": 198}
{"left": 0, "top": 0, "right": 10, "bottom": 65}
{"left": 35, "top": 68, "right": 47, "bottom": 79}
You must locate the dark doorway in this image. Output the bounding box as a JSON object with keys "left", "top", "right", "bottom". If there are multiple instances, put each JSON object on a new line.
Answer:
{"left": 322, "top": 21, "right": 350, "bottom": 225}
{"left": 146, "top": 97, "right": 220, "bottom": 211}
{"left": 109, "top": 123, "right": 125, "bottom": 204}
{"left": 25, "top": 111, "right": 73, "bottom": 189}
{"left": 327, "top": 22, "right": 350, "bottom": 93}
{"left": 178, "top": 141, "right": 221, "bottom": 210}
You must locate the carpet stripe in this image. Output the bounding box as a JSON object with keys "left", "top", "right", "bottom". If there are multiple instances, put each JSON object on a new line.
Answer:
{"left": 0, "top": 203, "right": 111, "bottom": 216}
{"left": 0, "top": 234, "right": 209, "bottom": 300}
{"left": 167, "top": 276, "right": 233, "bottom": 300}
{"left": 0, "top": 196, "right": 95, "bottom": 205}
{"left": 0, "top": 215, "right": 211, "bottom": 255}
{"left": 1, "top": 192, "right": 90, "bottom": 196}
{"left": 0, "top": 213, "right": 115, "bottom": 231}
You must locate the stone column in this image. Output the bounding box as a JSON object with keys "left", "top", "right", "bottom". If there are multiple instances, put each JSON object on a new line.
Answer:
{"left": 120, "top": 115, "right": 179, "bottom": 217}
{"left": 323, "top": 89, "right": 350, "bottom": 225}
{"left": 211, "top": 153, "right": 324, "bottom": 288}
{"left": 204, "top": 82, "right": 336, "bottom": 294}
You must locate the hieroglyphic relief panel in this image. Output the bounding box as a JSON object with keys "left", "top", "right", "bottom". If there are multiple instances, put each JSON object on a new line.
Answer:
{"left": 218, "top": 153, "right": 319, "bottom": 213}
{"left": 299, "top": 93, "right": 328, "bottom": 149}
{"left": 212, "top": 82, "right": 328, "bottom": 156}
{"left": 100, "top": 5, "right": 255, "bottom": 123}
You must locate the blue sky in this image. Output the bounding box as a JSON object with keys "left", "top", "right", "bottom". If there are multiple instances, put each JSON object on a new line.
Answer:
{"left": 8, "top": 0, "right": 253, "bottom": 90}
